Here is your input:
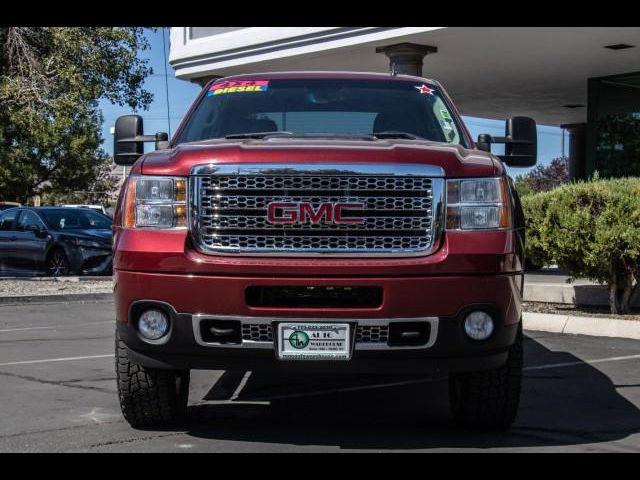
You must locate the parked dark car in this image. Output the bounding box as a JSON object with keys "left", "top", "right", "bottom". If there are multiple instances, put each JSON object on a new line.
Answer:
{"left": 0, "top": 207, "right": 112, "bottom": 276}
{"left": 0, "top": 202, "right": 21, "bottom": 211}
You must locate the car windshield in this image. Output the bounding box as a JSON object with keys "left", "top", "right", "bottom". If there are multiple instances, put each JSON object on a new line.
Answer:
{"left": 175, "top": 78, "right": 465, "bottom": 146}
{"left": 39, "top": 209, "right": 112, "bottom": 231}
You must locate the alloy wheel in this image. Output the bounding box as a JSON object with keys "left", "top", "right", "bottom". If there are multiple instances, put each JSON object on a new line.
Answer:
{"left": 48, "top": 251, "right": 69, "bottom": 276}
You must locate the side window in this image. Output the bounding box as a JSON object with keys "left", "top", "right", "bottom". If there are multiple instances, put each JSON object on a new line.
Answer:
{"left": 0, "top": 210, "right": 17, "bottom": 231}
{"left": 16, "top": 211, "right": 45, "bottom": 232}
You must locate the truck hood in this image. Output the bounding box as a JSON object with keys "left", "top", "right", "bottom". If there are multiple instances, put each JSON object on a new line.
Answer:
{"left": 140, "top": 138, "right": 502, "bottom": 178}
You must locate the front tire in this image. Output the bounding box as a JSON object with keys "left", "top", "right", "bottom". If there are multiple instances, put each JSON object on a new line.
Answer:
{"left": 449, "top": 323, "right": 523, "bottom": 431}
{"left": 115, "top": 332, "right": 190, "bottom": 428}
{"left": 46, "top": 249, "right": 70, "bottom": 277}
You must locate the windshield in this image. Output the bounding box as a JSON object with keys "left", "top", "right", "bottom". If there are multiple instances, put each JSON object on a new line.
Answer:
{"left": 40, "top": 209, "right": 112, "bottom": 231}
{"left": 175, "top": 78, "right": 465, "bottom": 145}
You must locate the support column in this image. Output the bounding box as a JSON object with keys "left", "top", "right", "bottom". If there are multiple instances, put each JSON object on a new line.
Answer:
{"left": 375, "top": 43, "right": 438, "bottom": 77}
{"left": 561, "top": 123, "right": 587, "bottom": 180}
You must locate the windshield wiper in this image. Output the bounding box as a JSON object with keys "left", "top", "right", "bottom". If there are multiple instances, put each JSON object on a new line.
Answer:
{"left": 373, "top": 131, "right": 420, "bottom": 140}
{"left": 225, "top": 131, "right": 295, "bottom": 139}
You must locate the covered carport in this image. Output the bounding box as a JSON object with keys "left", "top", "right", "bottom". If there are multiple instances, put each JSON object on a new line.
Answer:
{"left": 170, "top": 27, "right": 640, "bottom": 178}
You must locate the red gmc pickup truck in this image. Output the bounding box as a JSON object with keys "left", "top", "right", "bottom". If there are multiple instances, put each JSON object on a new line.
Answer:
{"left": 112, "top": 71, "right": 537, "bottom": 431}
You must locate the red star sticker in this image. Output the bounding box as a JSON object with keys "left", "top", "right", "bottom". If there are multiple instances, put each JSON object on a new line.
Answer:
{"left": 416, "top": 84, "right": 434, "bottom": 95}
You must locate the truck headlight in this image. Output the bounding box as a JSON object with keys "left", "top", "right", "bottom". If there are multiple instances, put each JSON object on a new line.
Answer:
{"left": 123, "top": 176, "right": 187, "bottom": 229}
{"left": 446, "top": 177, "right": 511, "bottom": 230}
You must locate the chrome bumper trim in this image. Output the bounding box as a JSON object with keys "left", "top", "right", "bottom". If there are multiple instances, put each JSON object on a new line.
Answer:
{"left": 192, "top": 314, "right": 439, "bottom": 351}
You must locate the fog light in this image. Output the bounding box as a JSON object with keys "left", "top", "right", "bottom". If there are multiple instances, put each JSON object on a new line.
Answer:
{"left": 464, "top": 311, "right": 494, "bottom": 341}
{"left": 138, "top": 309, "right": 169, "bottom": 340}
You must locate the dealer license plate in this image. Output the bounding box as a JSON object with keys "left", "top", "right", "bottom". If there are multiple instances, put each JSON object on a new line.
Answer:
{"left": 277, "top": 322, "right": 351, "bottom": 360}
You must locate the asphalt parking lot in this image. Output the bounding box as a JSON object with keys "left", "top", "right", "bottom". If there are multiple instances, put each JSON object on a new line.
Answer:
{"left": 0, "top": 300, "right": 639, "bottom": 452}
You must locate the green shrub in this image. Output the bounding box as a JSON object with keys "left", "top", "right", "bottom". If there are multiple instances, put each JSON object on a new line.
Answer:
{"left": 521, "top": 191, "right": 553, "bottom": 269}
{"left": 521, "top": 178, "right": 640, "bottom": 314}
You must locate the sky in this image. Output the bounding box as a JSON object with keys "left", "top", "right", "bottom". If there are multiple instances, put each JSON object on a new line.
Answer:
{"left": 99, "top": 28, "right": 567, "bottom": 177}
{"left": 98, "top": 29, "right": 201, "bottom": 154}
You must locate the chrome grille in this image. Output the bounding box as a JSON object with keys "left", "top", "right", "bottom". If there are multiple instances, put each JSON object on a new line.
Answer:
{"left": 213, "top": 235, "right": 427, "bottom": 250}
{"left": 242, "top": 323, "right": 273, "bottom": 342}
{"left": 191, "top": 163, "right": 443, "bottom": 256}
{"left": 241, "top": 323, "right": 389, "bottom": 344}
{"left": 355, "top": 325, "right": 389, "bottom": 344}
{"left": 209, "top": 215, "right": 432, "bottom": 231}
{"left": 206, "top": 194, "right": 431, "bottom": 211}
{"left": 213, "top": 175, "right": 432, "bottom": 191}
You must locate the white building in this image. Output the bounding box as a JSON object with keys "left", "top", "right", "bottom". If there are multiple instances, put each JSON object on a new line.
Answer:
{"left": 169, "top": 27, "right": 640, "bottom": 179}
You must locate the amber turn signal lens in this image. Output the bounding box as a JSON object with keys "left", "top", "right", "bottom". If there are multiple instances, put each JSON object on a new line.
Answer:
{"left": 174, "top": 205, "right": 187, "bottom": 227}
{"left": 175, "top": 179, "right": 187, "bottom": 202}
{"left": 123, "top": 177, "right": 137, "bottom": 228}
{"left": 447, "top": 181, "right": 460, "bottom": 204}
{"left": 498, "top": 178, "right": 511, "bottom": 228}
{"left": 446, "top": 206, "right": 460, "bottom": 229}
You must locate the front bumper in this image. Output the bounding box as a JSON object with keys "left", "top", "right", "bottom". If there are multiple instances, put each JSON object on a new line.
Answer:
{"left": 67, "top": 246, "right": 112, "bottom": 275}
{"left": 114, "top": 270, "right": 522, "bottom": 374}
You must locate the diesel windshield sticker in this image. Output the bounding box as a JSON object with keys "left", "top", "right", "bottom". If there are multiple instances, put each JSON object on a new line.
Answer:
{"left": 208, "top": 80, "right": 269, "bottom": 96}
{"left": 415, "top": 84, "right": 435, "bottom": 95}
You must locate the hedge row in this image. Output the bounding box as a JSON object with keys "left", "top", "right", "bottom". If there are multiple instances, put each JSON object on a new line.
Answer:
{"left": 521, "top": 178, "right": 640, "bottom": 314}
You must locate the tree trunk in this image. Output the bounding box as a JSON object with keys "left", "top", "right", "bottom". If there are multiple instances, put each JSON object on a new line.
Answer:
{"left": 609, "top": 281, "right": 621, "bottom": 315}
{"left": 609, "top": 268, "right": 636, "bottom": 315}
{"left": 620, "top": 278, "right": 637, "bottom": 315}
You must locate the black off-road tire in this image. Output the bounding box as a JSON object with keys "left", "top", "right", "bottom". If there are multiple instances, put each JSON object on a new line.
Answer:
{"left": 449, "top": 323, "right": 523, "bottom": 431}
{"left": 115, "top": 332, "right": 190, "bottom": 428}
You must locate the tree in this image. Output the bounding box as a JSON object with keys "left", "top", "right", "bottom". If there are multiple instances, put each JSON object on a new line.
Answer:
{"left": 521, "top": 178, "right": 640, "bottom": 314}
{"left": 514, "top": 175, "right": 533, "bottom": 198}
{"left": 514, "top": 156, "right": 569, "bottom": 197}
{"left": 0, "top": 27, "right": 153, "bottom": 203}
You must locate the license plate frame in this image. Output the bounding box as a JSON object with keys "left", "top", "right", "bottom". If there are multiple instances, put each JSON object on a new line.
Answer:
{"left": 276, "top": 322, "right": 352, "bottom": 361}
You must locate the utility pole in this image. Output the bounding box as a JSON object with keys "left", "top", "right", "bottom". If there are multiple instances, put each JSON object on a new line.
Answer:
{"left": 110, "top": 126, "right": 125, "bottom": 185}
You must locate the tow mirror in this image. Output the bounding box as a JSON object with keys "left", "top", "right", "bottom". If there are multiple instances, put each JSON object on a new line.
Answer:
{"left": 476, "top": 116, "right": 537, "bottom": 167}
{"left": 113, "top": 115, "right": 170, "bottom": 166}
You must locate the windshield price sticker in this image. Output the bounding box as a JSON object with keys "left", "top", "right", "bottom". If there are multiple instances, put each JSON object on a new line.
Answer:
{"left": 277, "top": 323, "right": 351, "bottom": 360}
{"left": 208, "top": 80, "right": 269, "bottom": 96}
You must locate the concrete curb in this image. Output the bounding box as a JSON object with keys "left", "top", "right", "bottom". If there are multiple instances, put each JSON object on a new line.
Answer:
{"left": 0, "top": 293, "right": 113, "bottom": 305}
{"left": 523, "top": 282, "right": 640, "bottom": 308}
{"left": 0, "top": 276, "right": 112, "bottom": 283}
{"left": 523, "top": 311, "right": 640, "bottom": 340}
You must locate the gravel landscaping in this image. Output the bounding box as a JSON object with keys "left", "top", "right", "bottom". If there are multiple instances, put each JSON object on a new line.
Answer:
{"left": 0, "top": 277, "right": 113, "bottom": 297}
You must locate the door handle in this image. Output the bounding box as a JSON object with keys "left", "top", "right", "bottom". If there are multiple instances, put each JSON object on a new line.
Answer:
{"left": 10, "top": 236, "right": 17, "bottom": 241}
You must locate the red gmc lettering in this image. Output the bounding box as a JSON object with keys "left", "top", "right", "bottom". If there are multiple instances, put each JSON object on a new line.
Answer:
{"left": 267, "top": 202, "right": 298, "bottom": 223}
{"left": 267, "top": 202, "right": 365, "bottom": 225}
{"left": 299, "top": 203, "right": 333, "bottom": 224}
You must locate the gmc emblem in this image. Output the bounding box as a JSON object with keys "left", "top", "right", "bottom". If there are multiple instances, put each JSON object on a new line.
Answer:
{"left": 267, "top": 202, "right": 366, "bottom": 225}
